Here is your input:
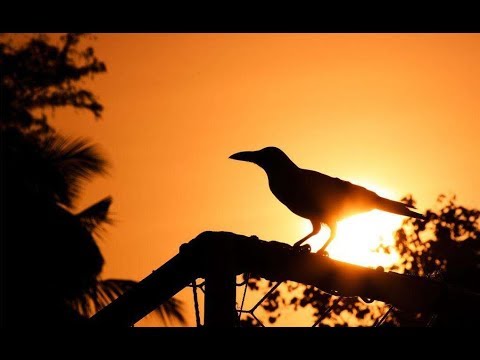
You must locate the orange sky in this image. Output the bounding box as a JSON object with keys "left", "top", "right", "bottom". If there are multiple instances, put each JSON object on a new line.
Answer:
{"left": 51, "top": 33, "right": 480, "bottom": 326}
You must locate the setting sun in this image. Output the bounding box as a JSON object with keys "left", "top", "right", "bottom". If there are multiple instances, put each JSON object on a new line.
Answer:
{"left": 304, "top": 182, "right": 403, "bottom": 268}
{"left": 8, "top": 33, "right": 479, "bottom": 327}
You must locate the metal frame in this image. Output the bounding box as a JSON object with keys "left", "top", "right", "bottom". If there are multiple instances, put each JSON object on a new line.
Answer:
{"left": 90, "top": 231, "right": 480, "bottom": 327}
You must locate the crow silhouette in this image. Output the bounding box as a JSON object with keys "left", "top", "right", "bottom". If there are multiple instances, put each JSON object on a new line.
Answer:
{"left": 230, "top": 146, "right": 424, "bottom": 254}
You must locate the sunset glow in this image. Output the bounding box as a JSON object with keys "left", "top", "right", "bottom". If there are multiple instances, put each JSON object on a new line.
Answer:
{"left": 44, "top": 34, "right": 480, "bottom": 326}
{"left": 304, "top": 183, "right": 402, "bottom": 268}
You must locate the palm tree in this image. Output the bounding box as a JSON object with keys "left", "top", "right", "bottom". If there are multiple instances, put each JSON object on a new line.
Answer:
{"left": 2, "top": 127, "right": 185, "bottom": 326}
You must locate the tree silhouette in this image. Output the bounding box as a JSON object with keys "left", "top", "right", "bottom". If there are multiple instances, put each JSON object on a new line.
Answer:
{"left": 1, "top": 34, "right": 184, "bottom": 326}
{"left": 242, "top": 195, "right": 480, "bottom": 327}
{"left": 1, "top": 33, "right": 105, "bottom": 135}
{"left": 383, "top": 194, "right": 480, "bottom": 326}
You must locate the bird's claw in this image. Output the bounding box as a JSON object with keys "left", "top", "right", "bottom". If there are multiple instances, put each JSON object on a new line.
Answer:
{"left": 294, "top": 244, "right": 311, "bottom": 253}
{"left": 316, "top": 250, "right": 330, "bottom": 257}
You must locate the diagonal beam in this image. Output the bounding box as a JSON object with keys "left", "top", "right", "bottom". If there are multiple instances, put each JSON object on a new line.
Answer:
{"left": 90, "top": 231, "right": 480, "bottom": 327}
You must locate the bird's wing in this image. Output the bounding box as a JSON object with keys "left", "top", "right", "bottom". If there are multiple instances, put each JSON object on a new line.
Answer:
{"left": 301, "top": 169, "right": 424, "bottom": 219}
{"left": 301, "top": 169, "right": 375, "bottom": 198}
{"left": 300, "top": 169, "right": 379, "bottom": 217}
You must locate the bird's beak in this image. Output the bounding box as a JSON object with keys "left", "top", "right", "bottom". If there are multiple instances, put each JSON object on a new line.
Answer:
{"left": 229, "top": 151, "right": 257, "bottom": 163}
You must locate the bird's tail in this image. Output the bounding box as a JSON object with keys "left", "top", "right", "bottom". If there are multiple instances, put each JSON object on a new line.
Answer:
{"left": 376, "top": 196, "right": 425, "bottom": 220}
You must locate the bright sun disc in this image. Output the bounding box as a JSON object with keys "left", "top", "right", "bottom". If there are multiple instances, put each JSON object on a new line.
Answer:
{"left": 303, "top": 182, "right": 402, "bottom": 268}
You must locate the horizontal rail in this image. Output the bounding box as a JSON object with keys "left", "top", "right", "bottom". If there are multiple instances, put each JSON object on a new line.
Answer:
{"left": 90, "top": 231, "right": 480, "bottom": 326}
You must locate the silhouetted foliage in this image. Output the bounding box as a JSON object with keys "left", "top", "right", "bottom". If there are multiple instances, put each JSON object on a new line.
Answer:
{"left": 390, "top": 194, "right": 480, "bottom": 285}
{"left": 384, "top": 194, "right": 480, "bottom": 326}
{"left": 1, "top": 33, "right": 105, "bottom": 134}
{"left": 245, "top": 195, "right": 480, "bottom": 327}
{"left": 1, "top": 34, "right": 185, "bottom": 326}
{"left": 3, "top": 127, "right": 185, "bottom": 325}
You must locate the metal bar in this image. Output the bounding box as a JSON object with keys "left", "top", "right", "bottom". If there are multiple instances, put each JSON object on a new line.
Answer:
{"left": 90, "top": 251, "right": 197, "bottom": 326}
{"left": 312, "top": 297, "right": 342, "bottom": 327}
{"left": 248, "top": 282, "right": 282, "bottom": 313}
{"left": 192, "top": 281, "right": 202, "bottom": 326}
{"left": 204, "top": 269, "right": 237, "bottom": 327}
{"left": 373, "top": 305, "right": 394, "bottom": 327}
{"left": 89, "top": 231, "right": 480, "bottom": 327}
{"left": 240, "top": 232, "right": 480, "bottom": 315}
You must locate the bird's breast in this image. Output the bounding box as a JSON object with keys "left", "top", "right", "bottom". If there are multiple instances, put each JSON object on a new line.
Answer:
{"left": 267, "top": 173, "right": 324, "bottom": 220}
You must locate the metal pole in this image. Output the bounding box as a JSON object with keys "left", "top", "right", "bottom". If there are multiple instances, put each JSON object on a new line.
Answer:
{"left": 204, "top": 269, "right": 237, "bottom": 327}
{"left": 90, "top": 250, "right": 197, "bottom": 327}
{"left": 201, "top": 231, "right": 240, "bottom": 327}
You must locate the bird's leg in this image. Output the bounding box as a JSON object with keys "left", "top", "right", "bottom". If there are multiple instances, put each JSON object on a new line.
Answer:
{"left": 293, "top": 222, "right": 321, "bottom": 248}
{"left": 317, "top": 223, "right": 337, "bottom": 255}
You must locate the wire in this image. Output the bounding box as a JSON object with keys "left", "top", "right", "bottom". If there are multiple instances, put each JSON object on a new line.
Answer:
{"left": 238, "top": 273, "right": 250, "bottom": 322}
{"left": 373, "top": 304, "right": 394, "bottom": 327}
{"left": 192, "top": 280, "right": 202, "bottom": 327}
{"left": 312, "top": 297, "right": 342, "bottom": 327}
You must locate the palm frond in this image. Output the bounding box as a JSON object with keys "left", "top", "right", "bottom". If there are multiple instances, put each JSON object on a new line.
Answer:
{"left": 43, "top": 134, "right": 109, "bottom": 207}
{"left": 76, "top": 196, "right": 113, "bottom": 235}
{"left": 153, "top": 296, "right": 186, "bottom": 326}
{"left": 80, "top": 279, "right": 186, "bottom": 325}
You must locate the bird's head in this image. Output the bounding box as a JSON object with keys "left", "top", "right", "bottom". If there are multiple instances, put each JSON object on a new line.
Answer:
{"left": 229, "top": 146, "right": 296, "bottom": 171}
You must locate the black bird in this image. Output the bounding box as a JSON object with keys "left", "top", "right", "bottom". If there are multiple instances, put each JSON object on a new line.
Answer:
{"left": 229, "top": 146, "right": 424, "bottom": 254}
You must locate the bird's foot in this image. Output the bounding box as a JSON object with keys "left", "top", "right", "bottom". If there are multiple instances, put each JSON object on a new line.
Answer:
{"left": 294, "top": 244, "right": 311, "bottom": 253}
{"left": 316, "top": 250, "right": 329, "bottom": 257}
